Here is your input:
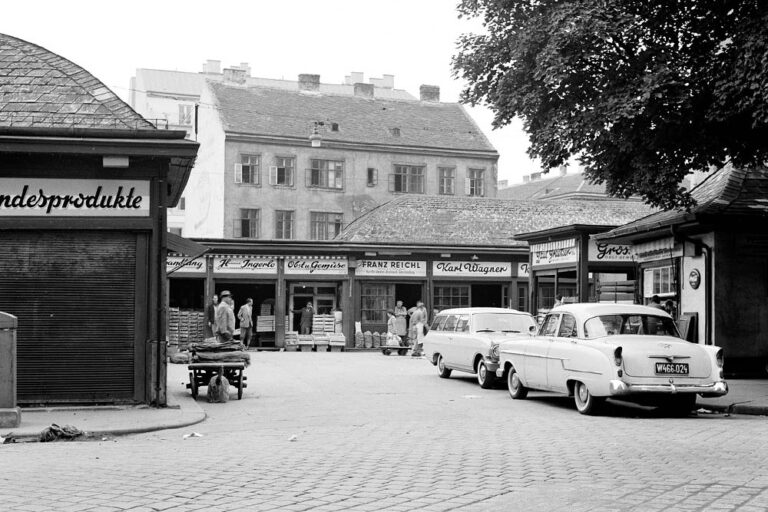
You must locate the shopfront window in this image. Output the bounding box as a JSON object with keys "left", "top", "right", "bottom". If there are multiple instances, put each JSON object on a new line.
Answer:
{"left": 362, "top": 283, "right": 394, "bottom": 324}
{"left": 644, "top": 266, "right": 676, "bottom": 297}
{"left": 434, "top": 285, "right": 469, "bottom": 310}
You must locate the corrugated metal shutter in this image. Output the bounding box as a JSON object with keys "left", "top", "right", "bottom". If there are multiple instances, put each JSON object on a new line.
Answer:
{"left": 0, "top": 231, "right": 137, "bottom": 404}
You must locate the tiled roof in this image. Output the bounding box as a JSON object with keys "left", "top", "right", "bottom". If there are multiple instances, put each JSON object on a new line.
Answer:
{"left": 136, "top": 68, "right": 416, "bottom": 101}
{"left": 596, "top": 165, "right": 768, "bottom": 240}
{"left": 208, "top": 82, "right": 497, "bottom": 153}
{"left": 336, "top": 195, "right": 654, "bottom": 248}
{"left": 498, "top": 172, "right": 608, "bottom": 200}
{"left": 0, "top": 33, "right": 154, "bottom": 130}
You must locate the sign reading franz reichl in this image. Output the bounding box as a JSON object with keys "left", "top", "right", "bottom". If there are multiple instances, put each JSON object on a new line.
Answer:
{"left": 214, "top": 256, "right": 277, "bottom": 275}
{"left": 167, "top": 256, "right": 206, "bottom": 275}
{"left": 285, "top": 257, "right": 348, "bottom": 276}
{"left": 432, "top": 261, "right": 512, "bottom": 278}
{"left": 356, "top": 260, "right": 427, "bottom": 277}
{"left": 0, "top": 178, "right": 150, "bottom": 217}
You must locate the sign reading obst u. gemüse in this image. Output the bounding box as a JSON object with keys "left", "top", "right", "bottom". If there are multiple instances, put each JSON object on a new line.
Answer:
{"left": 0, "top": 178, "right": 150, "bottom": 216}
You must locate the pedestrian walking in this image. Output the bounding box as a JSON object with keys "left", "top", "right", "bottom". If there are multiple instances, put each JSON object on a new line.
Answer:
{"left": 238, "top": 298, "right": 254, "bottom": 348}
{"left": 215, "top": 290, "right": 236, "bottom": 342}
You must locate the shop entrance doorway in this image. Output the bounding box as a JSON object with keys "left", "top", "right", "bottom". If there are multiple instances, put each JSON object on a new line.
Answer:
{"left": 169, "top": 278, "right": 205, "bottom": 309}
{"left": 471, "top": 284, "right": 503, "bottom": 308}
{"left": 215, "top": 281, "right": 276, "bottom": 348}
{"left": 288, "top": 282, "right": 339, "bottom": 333}
{"left": 395, "top": 283, "right": 422, "bottom": 311}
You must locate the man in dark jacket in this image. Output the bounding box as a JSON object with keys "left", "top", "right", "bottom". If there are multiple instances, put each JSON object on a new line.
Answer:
{"left": 205, "top": 294, "right": 218, "bottom": 338}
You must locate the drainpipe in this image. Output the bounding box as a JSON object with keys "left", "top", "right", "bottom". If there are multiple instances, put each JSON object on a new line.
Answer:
{"left": 673, "top": 228, "right": 713, "bottom": 345}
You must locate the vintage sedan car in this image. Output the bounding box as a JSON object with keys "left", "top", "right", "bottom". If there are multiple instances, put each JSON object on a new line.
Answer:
{"left": 424, "top": 307, "right": 537, "bottom": 388}
{"left": 497, "top": 303, "right": 728, "bottom": 415}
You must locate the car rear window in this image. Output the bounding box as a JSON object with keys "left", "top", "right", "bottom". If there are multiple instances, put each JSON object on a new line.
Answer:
{"left": 584, "top": 314, "right": 680, "bottom": 339}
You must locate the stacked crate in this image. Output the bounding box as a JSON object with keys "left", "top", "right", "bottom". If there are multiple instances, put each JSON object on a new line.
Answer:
{"left": 169, "top": 309, "right": 205, "bottom": 350}
{"left": 256, "top": 315, "right": 275, "bottom": 332}
{"left": 329, "top": 333, "right": 346, "bottom": 352}
{"left": 285, "top": 331, "right": 299, "bottom": 351}
{"left": 311, "top": 314, "right": 336, "bottom": 334}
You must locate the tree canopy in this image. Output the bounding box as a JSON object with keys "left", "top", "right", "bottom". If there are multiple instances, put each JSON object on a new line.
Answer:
{"left": 452, "top": 0, "right": 768, "bottom": 210}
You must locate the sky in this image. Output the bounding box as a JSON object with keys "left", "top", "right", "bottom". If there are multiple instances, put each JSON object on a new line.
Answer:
{"left": 2, "top": 0, "right": 546, "bottom": 185}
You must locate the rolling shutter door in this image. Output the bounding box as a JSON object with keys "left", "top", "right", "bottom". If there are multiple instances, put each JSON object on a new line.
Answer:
{"left": 0, "top": 231, "right": 137, "bottom": 403}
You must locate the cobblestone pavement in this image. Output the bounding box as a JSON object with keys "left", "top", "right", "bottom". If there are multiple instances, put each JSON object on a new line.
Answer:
{"left": 2, "top": 352, "right": 767, "bottom": 512}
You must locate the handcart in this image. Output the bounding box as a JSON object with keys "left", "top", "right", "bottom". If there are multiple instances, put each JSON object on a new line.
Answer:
{"left": 186, "top": 362, "right": 247, "bottom": 400}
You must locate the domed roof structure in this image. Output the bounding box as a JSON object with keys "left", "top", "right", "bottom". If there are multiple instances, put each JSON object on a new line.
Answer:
{"left": 0, "top": 33, "right": 155, "bottom": 130}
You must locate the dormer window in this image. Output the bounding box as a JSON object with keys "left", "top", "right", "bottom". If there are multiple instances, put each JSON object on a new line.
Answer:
{"left": 390, "top": 127, "right": 401, "bottom": 137}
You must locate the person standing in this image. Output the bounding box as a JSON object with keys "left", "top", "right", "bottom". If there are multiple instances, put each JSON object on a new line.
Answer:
{"left": 393, "top": 300, "right": 408, "bottom": 343}
{"left": 409, "top": 300, "right": 427, "bottom": 357}
{"left": 215, "top": 290, "right": 236, "bottom": 342}
{"left": 292, "top": 301, "right": 314, "bottom": 335}
{"left": 649, "top": 295, "right": 665, "bottom": 309}
{"left": 205, "top": 294, "right": 218, "bottom": 338}
{"left": 238, "top": 298, "right": 254, "bottom": 348}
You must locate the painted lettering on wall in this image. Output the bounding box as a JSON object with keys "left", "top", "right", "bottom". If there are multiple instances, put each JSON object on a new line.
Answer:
{"left": 356, "top": 260, "right": 427, "bottom": 277}
{"left": 214, "top": 256, "right": 277, "bottom": 275}
{"left": 0, "top": 178, "right": 150, "bottom": 217}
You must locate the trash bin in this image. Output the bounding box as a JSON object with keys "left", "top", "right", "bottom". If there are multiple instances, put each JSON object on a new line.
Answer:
{"left": 0, "top": 311, "right": 20, "bottom": 428}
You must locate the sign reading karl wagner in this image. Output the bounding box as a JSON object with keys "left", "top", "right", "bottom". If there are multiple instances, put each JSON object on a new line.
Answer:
{"left": 0, "top": 178, "right": 150, "bottom": 217}
{"left": 432, "top": 261, "right": 512, "bottom": 278}
{"left": 356, "top": 260, "right": 427, "bottom": 277}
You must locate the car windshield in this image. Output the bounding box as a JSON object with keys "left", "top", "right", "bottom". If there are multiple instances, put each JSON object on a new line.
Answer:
{"left": 583, "top": 314, "right": 680, "bottom": 339}
{"left": 473, "top": 313, "right": 535, "bottom": 333}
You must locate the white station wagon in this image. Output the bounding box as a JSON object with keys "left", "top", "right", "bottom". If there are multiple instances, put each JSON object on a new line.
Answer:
{"left": 423, "top": 307, "right": 537, "bottom": 388}
{"left": 497, "top": 303, "right": 728, "bottom": 415}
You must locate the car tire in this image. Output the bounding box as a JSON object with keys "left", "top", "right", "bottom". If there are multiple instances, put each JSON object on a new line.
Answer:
{"left": 507, "top": 367, "right": 528, "bottom": 399}
{"left": 437, "top": 354, "right": 452, "bottom": 379}
{"left": 477, "top": 360, "right": 495, "bottom": 389}
{"left": 574, "top": 381, "right": 603, "bottom": 415}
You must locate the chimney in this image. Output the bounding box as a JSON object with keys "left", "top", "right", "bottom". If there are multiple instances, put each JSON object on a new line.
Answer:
{"left": 523, "top": 175, "right": 530, "bottom": 183}
{"left": 345, "top": 71, "right": 364, "bottom": 85}
{"left": 419, "top": 84, "right": 440, "bottom": 102}
{"left": 238, "top": 62, "right": 251, "bottom": 77}
{"left": 381, "top": 74, "right": 394, "bottom": 89}
{"left": 530, "top": 172, "right": 542, "bottom": 181}
{"left": 299, "top": 74, "right": 320, "bottom": 91}
{"left": 202, "top": 59, "right": 221, "bottom": 74}
{"left": 223, "top": 67, "right": 247, "bottom": 85}
{"left": 354, "top": 83, "right": 374, "bottom": 98}
{"left": 498, "top": 179, "right": 508, "bottom": 189}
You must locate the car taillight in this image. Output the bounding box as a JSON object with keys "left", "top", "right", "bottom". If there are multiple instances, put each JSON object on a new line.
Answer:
{"left": 716, "top": 348, "right": 724, "bottom": 368}
{"left": 614, "top": 346, "right": 623, "bottom": 367}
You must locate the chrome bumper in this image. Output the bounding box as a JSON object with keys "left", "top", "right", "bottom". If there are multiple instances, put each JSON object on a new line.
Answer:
{"left": 609, "top": 380, "right": 728, "bottom": 396}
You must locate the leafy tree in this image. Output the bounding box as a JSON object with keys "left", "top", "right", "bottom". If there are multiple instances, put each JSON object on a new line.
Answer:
{"left": 453, "top": 0, "right": 768, "bottom": 210}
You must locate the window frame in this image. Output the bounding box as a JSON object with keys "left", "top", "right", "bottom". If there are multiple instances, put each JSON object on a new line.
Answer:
{"left": 367, "top": 168, "right": 378, "bottom": 187}
{"left": 178, "top": 104, "right": 193, "bottom": 126}
{"left": 235, "top": 154, "right": 261, "bottom": 186}
{"left": 270, "top": 156, "right": 296, "bottom": 187}
{"left": 274, "top": 209, "right": 294, "bottom": 239}
{"left": 467, "top": 168, "right": 486, "bottom": 197}
{"left": 235, "top": 208, "right": 260, "bottom": 239}
{"left": 438, "top": 166, "right": 456, "bottom": 195}
{"left": 306, "top": 159, "right": 344, "bottom": 190}
{"left": 389, "top": 164, "right": 426, "bottom": 194}
{"left": 310, "top": 211, "right": 344, "bottom": 240}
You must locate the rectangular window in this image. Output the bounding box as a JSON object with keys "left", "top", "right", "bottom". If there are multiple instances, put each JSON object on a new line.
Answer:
{"left": 389, "top": 164, "right": 425, "bottom": 194}
{"left": 434, "top": 285, "right": 470, "bottom": 310}
{"left": 168, "top": 227, "right": 182, "bottom": 236}
{"left": 367, "top": 168, "right": 378, "bottom": 187}
{"left": 178, "top": 104, "right": 193, "bottom": 126}
{"left": 644, "top": 266, "right": 675, "bottom": 297}
{"left": 307, "top": 159, "right": 344, "bottom": 190}
{"left": 467, "top": 168, "right": 485, "bottom": 197}
{"left": 275, "top": 210, "right": 294, "bottom": 239}
{"left": 235, "top": 154, "right": 261, "bottom": 185}
{"left": 310, "top": 212, "right": 344, "bottom": 240}
{"left": 178, "top": 197, "right": 186, "bottom": 211}
{"left": 438, "top": 167, "right": 455, "bottom": 195}
{"left": 235, "top": 208, "right": 259, "bottom": 238}
{"left": 270, "top": 157, "right": 295, "bottom": 186}
{"left": 361, "top": 283, "right": 395, "bottom": 324}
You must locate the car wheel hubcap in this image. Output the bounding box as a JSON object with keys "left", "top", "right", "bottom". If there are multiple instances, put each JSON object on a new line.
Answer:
{"left": 479, "top": 364, "right": 485, "bottom": 381}
{"left": 511, "top": 373, "right": 519, "bottom": 390}
{"left": 578, "top": 384, "right": 588, "bottom": 402}
{"left": 438, "top": 357, "right": 444, "bottom": 372}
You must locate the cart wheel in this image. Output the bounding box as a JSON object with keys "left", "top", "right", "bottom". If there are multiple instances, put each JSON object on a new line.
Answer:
{"left": 383, "top": 349, "right": 391, "bottom": 356}
{"left": 189, "top": 372, "right": 198, "bottom": 399}
{"left": 398, "top": 348, "right": 407, "bottom": 356}
{"left": 238, "top": 372, "right": 244, "bottom": 400}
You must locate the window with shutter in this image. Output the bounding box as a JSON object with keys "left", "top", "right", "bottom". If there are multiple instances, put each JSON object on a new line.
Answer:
{"left": 269, "top": 166, "right": 278, "bottom": 185}
{"left": 234, "top": 163, "right": 243, "bottom": 184}
{"left": 464, "top": 177, "right": 471, "bottom": 196}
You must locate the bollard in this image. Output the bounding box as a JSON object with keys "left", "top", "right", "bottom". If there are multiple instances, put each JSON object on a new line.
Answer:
{"left": 0, "top": 312, "right": 21, "bottom": 428}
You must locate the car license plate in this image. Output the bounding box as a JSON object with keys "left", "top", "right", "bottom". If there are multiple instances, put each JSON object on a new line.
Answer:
{"left": 655, "top": 362, "right": 689, "bottom": 375}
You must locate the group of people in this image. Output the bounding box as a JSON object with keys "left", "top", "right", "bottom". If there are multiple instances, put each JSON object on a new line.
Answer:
{"left": 205, "top": 292, "right": 254, "bottom": 346}
{"left": 386, "top": 299, "right": 429, "bottom": 357}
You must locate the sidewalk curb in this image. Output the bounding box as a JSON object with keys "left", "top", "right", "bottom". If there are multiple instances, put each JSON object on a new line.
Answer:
{"left": 697, "top": 402, "right": 768, "bottom": 416}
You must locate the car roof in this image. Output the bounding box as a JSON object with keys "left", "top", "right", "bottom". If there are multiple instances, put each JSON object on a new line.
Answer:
{"left": 551, "top": 303, "right": 673, "bottom": 319}
{"left": 436, "top": 307, "right": 530, "bottom": 316}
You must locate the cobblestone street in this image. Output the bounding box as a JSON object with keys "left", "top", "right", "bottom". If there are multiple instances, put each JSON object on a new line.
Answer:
{"left": 2, "top": 352, "right": 767, "bottom": 511}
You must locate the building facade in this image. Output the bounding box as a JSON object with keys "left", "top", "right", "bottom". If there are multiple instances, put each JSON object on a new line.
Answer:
{"left": 0, "top": 33, "right": 198, "bottom": 405}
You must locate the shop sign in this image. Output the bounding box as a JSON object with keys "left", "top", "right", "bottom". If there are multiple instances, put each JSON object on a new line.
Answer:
{"left": 356, "top": 260, "right": 427, "bottom": 277}
{"left": 432, "top": 261, "right": 512, "bottom": 278}
{"left": 285, "top": 257, "right": 348, "bottom": 275}
{"left": 214, "top": 256, "right": 277, "bottom": 275}
{"left": 531, "top": 246, "right": 579, "bottom": 267}
{"left": 689, "top": 269, "right": 701, "bottom": 289}
{"left": 167, "top": 256, "right": 206, "bottom": 275}
{"left": 633, "top": 238, "right": 683, "bottom": 263}
{"left": 588, "top": 240, "right": 634, "bottom": 263}
{"left": 517, "top": 262, "right": 530, "bottom": 278}
{"left": 0, "top": 178, "right": 150, "bottom": 217}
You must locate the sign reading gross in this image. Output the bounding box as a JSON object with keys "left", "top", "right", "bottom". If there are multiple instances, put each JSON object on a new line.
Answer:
{"left": 0, "top": 178, "right": 150, "bottom": 217}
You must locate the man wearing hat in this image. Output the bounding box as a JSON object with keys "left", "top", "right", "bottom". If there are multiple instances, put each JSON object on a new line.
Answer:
{"left": 215, "top": 290, "right": 236, "bottom": 342}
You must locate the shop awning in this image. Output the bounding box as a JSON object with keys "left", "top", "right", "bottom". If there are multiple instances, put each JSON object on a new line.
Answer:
{"left": 530, "top": 238, "right": 577, "bottom": 253}
{"left": 166, "top": 232, "right": 209, "bottom": 259}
